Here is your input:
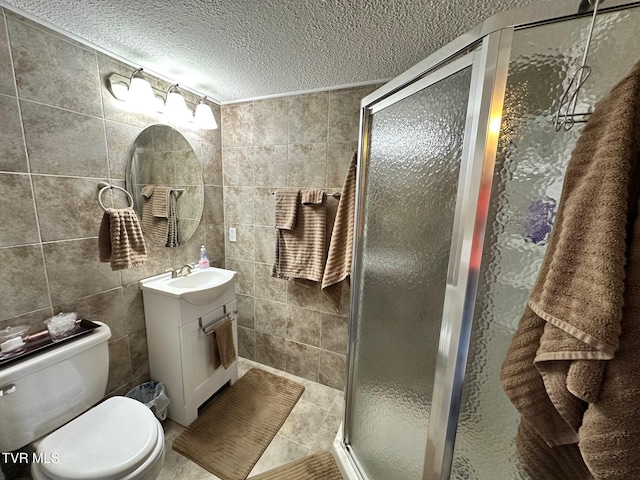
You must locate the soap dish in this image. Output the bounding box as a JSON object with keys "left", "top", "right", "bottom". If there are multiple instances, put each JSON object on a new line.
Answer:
{"left": 0, "top": 325, "right": 31, "bottom": 358}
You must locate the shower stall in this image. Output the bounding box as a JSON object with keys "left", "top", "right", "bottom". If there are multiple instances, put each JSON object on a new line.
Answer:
{"left": 334, "top": 1, "right": 640, "bottom": 479}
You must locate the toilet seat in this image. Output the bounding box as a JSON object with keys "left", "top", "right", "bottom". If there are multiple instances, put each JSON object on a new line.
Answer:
{"left": 31, "top": 396, "right": 164, "bottom": 480}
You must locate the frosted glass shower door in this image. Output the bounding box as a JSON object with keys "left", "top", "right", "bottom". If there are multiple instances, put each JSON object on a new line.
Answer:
{"left": 449, "top": 7, "right": 640, "bottom": 480}
{"left": 345, "top": 58, "right": 474, "bottom": 480}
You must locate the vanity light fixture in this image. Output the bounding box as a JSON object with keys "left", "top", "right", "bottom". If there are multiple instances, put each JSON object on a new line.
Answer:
{"left": 194, "top": 96, "right": 218, "bottom": 130}
{"left": 106, "top": 68, "right": 218, "bottom": 130}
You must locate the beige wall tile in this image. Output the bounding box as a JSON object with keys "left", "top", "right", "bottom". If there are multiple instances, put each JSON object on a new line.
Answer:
{"left": 238, "top": 326, "right": 256, "bottom": 360}
{"left": 222, "top": 102, "right": 254, "bottom": 147}
{"left": 288, "top": 93, "right": 328, "bottom": 144}
{"left": 0, "top": 173, "right": 38, "bottom": 246}
{"left": 54, "top": 288, "right": 126, "bottom": 341}
{"left": 253, "top": 98, "right": 288, "bottom": 146}
{"left": 106, "top": 336, "right": 132, "bottom": 393}
{"left": 0, "top": 245, "right": 49, "bottom": 320}
{"left": 0, "top": 95, "right": 27, "bottom": 172}
{"left": 202, "top": 143, "right": 223, "bottom": 186}
{"left": 7, "top": 17, "right": 102, "bottom": 116}
{"left": 285, "top": 340, "right": 320, "bottom": 381}
{"left": 225, "top": 223, "right": 255, "bottom": 260}
{"left": 0, "top": 17, "right": 15, "bottom": 96}
{"left": 32, "top": 175, "right": 104, "bottom": 242}
{"left": 254, "top": 262, "right": 286, "bottom": 303}
{"left": 287, "top": 143, "right": 327, "bottom": 189}
{"left": 21, "top": 100, "right": 108, "bottom": 177}
{"left": 236, "top": 293, "right": 255, "bottom": 328}
{"left": 105, "top": 121, "right": 143, "bottom": 181}
{"left": 255, "top": 298, "right": 288, "bottom": 336}
{"left": 254, "top": 226, "right": 275, "bottom": 265}
{"left": 328, "top": 86, "right": 376, "bottom": 143}
{"left": 256, "top": 332, "right": 285, "bottom": 370}
{"left": 223, "top": 186, "right": 254, "bottom": 224}
{"left": 43, "top": 238, "right": 121, "bottom": 304}
{"left": 286, "top": 305, "right": 321, "bottom": 347}
{"left": 253, "top": 187, "right": 276, "bottom": 227}
{"left": 319, "top": 350, "right": 346, "bottom": 390}
{"left": 327, "top": 141, "right": 357, "bottom": 189}
{"left": 223, "top": 146, "right": 253, "bottom": 186}
{"left": 321, "top": 313, "right": 348, "bottom": 354}
{"left": 253, "top": 144, "right": 288, "bottom": 187}
{"left": 123, "top": 282, "right": 146, "bottom": 333}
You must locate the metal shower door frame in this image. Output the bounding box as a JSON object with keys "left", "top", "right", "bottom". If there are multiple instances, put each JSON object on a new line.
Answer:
{"left": 340, "top": 29, "right": 512, "bottom": 480}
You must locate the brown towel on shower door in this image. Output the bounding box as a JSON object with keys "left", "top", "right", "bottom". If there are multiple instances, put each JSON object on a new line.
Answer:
{"left": 322, "top": 152, "right": 357, "bottom": 309}
{"left": 501, "top": 58, "right": 640, "bottom": 479}
{"left": 98, "top": 207, "right": 147, "bottom": 270}
{"left": 210, "top": 316, "right": 236, "bottom": 369}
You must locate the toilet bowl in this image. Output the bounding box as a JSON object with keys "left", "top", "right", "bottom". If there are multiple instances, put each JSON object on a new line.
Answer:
{"left": 31, "top": 396, "right": 165, "bottom": 480}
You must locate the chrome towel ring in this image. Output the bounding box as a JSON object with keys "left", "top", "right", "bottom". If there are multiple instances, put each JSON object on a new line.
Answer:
{"left": 97, "top": 181, "right": 134, "bottom": 213}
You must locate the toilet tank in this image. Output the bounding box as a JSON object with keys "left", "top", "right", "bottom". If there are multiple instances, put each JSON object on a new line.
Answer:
{"left": 0, "top": 322, "right": 111, "bottom": 452}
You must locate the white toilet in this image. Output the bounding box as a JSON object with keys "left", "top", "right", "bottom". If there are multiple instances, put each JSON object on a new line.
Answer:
{"left": 0, "top": 322, "right": 165, "bottom": 480}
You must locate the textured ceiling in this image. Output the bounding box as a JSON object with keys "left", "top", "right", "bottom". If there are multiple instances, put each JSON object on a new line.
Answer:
{"left": 2, "top": 0, "right": 555, "bottom": 103}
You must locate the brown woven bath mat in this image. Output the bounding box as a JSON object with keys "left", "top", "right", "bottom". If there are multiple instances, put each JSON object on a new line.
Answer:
{"left": 172, "top": 368, "right": 304, "bottom": 480}
{"left": 251, "top": 451, "right": 344, "bottom": 480}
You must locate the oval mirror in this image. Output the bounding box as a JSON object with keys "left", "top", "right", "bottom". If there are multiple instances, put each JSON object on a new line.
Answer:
{"left": 126, "top": 125, "right": 204, "bottom": 247}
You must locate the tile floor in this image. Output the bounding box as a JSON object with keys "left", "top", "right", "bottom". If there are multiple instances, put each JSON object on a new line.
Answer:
{"left": 157, "top": 357, "right": 344, "bottom": 479}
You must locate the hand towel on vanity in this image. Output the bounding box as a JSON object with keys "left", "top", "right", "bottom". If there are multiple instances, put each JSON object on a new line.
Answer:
{"left": 322, "top": 152, "right": 357, "bottom": 309}
{"left": 272, "top": 189, "right": 327, "bottom": 282}
{"left": 500, "top": 58, "right": 640, "bottom": 480}
{"left": 98, "top": 207, "right": 147, "bottom": 270}
{"left": 209, "top": 316, "right": 236, "bottom": 369}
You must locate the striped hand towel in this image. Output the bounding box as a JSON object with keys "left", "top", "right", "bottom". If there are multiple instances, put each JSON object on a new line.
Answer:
{"left": 98, "top": 207, "right": 147, "bottom": 270}
{"left": 272, "top": 189, "right": 327, "bottom": 282}
{"left": 322, "top": 152, "right": 357, "bottom": 309}
{"left": 274, "top": 189, "right": 299, "bottom": 230}
{"left": 141, "top": 186, "right": 180, "bottom": 247}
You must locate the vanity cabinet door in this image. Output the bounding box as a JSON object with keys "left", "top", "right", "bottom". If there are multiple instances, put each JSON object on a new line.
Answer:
{"left": 179, "top": 301, "right": 237, "bottom": 409}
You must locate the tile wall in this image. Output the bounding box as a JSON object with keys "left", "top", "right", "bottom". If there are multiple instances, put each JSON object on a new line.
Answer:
{"left": 221, "top": 85, "right": 376, "bottom": 390}
{"left": 0, "top": 9, "right": 224, "bottom": 397}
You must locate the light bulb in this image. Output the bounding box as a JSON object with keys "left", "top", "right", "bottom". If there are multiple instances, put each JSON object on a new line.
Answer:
{"left": 194, "top": 102, "right": 218, "bottom": 130}
{"left": 109, "top": 80, "right": 129, "bottom": 102}
{"left": 165, "top": 89, "right": 192, "bottom": 123}
{"left": 128, "top": 76, "right": 155, "bottom": 110}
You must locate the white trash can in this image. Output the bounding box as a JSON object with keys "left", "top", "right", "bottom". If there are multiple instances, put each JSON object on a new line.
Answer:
{"left": 125, "top": 381, "right": 170, "bottom": 421}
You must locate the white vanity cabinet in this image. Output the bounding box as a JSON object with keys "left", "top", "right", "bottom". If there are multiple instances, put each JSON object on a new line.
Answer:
{"left": 140, "top": 270, "right": 238, "bottom": 426}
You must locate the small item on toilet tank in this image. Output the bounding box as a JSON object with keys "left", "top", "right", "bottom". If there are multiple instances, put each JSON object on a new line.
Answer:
{"left": 199, "top": 245, "right": 210, "bottom": 269}
{"left": 1, "top": 336, "right": 24, "bottom": 353}
{"left": 45, "top": 312, "right": 78, "bottom": 341}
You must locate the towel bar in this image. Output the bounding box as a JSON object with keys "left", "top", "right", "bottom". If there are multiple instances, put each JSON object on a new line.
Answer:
{"left": 97, "top": 181, "right": 134, "bottom": 212}
{"left": 199, "top": 305, "right": 237, "bottom": 335}
{"left": 271, "top": 191, "right": 340, "bottom": 199}
{"left": 199, "top": 314, "right": 231, "bottom": 335}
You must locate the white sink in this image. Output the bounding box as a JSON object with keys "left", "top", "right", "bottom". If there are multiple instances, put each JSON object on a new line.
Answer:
{"left": 140, "top": 267, "right": 236, "bottom": 306}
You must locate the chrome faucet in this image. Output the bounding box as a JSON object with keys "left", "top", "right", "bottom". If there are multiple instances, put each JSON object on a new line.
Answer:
{"left": 178, "top": 264, "right": 195, "bottom": 277}
{"left": 165, "top": 263, "right": 196, "bottom": 278}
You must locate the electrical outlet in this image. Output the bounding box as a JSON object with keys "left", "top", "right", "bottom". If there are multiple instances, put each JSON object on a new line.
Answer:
{"left": 229, "top": 227, "right": 237, "bottom": 242}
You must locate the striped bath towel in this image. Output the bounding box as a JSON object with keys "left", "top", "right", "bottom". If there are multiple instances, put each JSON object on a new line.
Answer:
{"left": 322, "top": 152, "right": 357, "bottom": 309}
{"left": 272, "top": 189, "right": 327, "bottom": 282}
{"left": 501, "top": 58, "right": 640, "bottom": 479}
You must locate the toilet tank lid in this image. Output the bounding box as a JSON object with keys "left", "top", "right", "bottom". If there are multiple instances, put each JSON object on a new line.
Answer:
{"left": 36, "top": 396, "right": 160, "bottom": 480}
{"left": 0, "top": 322, "right": 111, "bottom": 385}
